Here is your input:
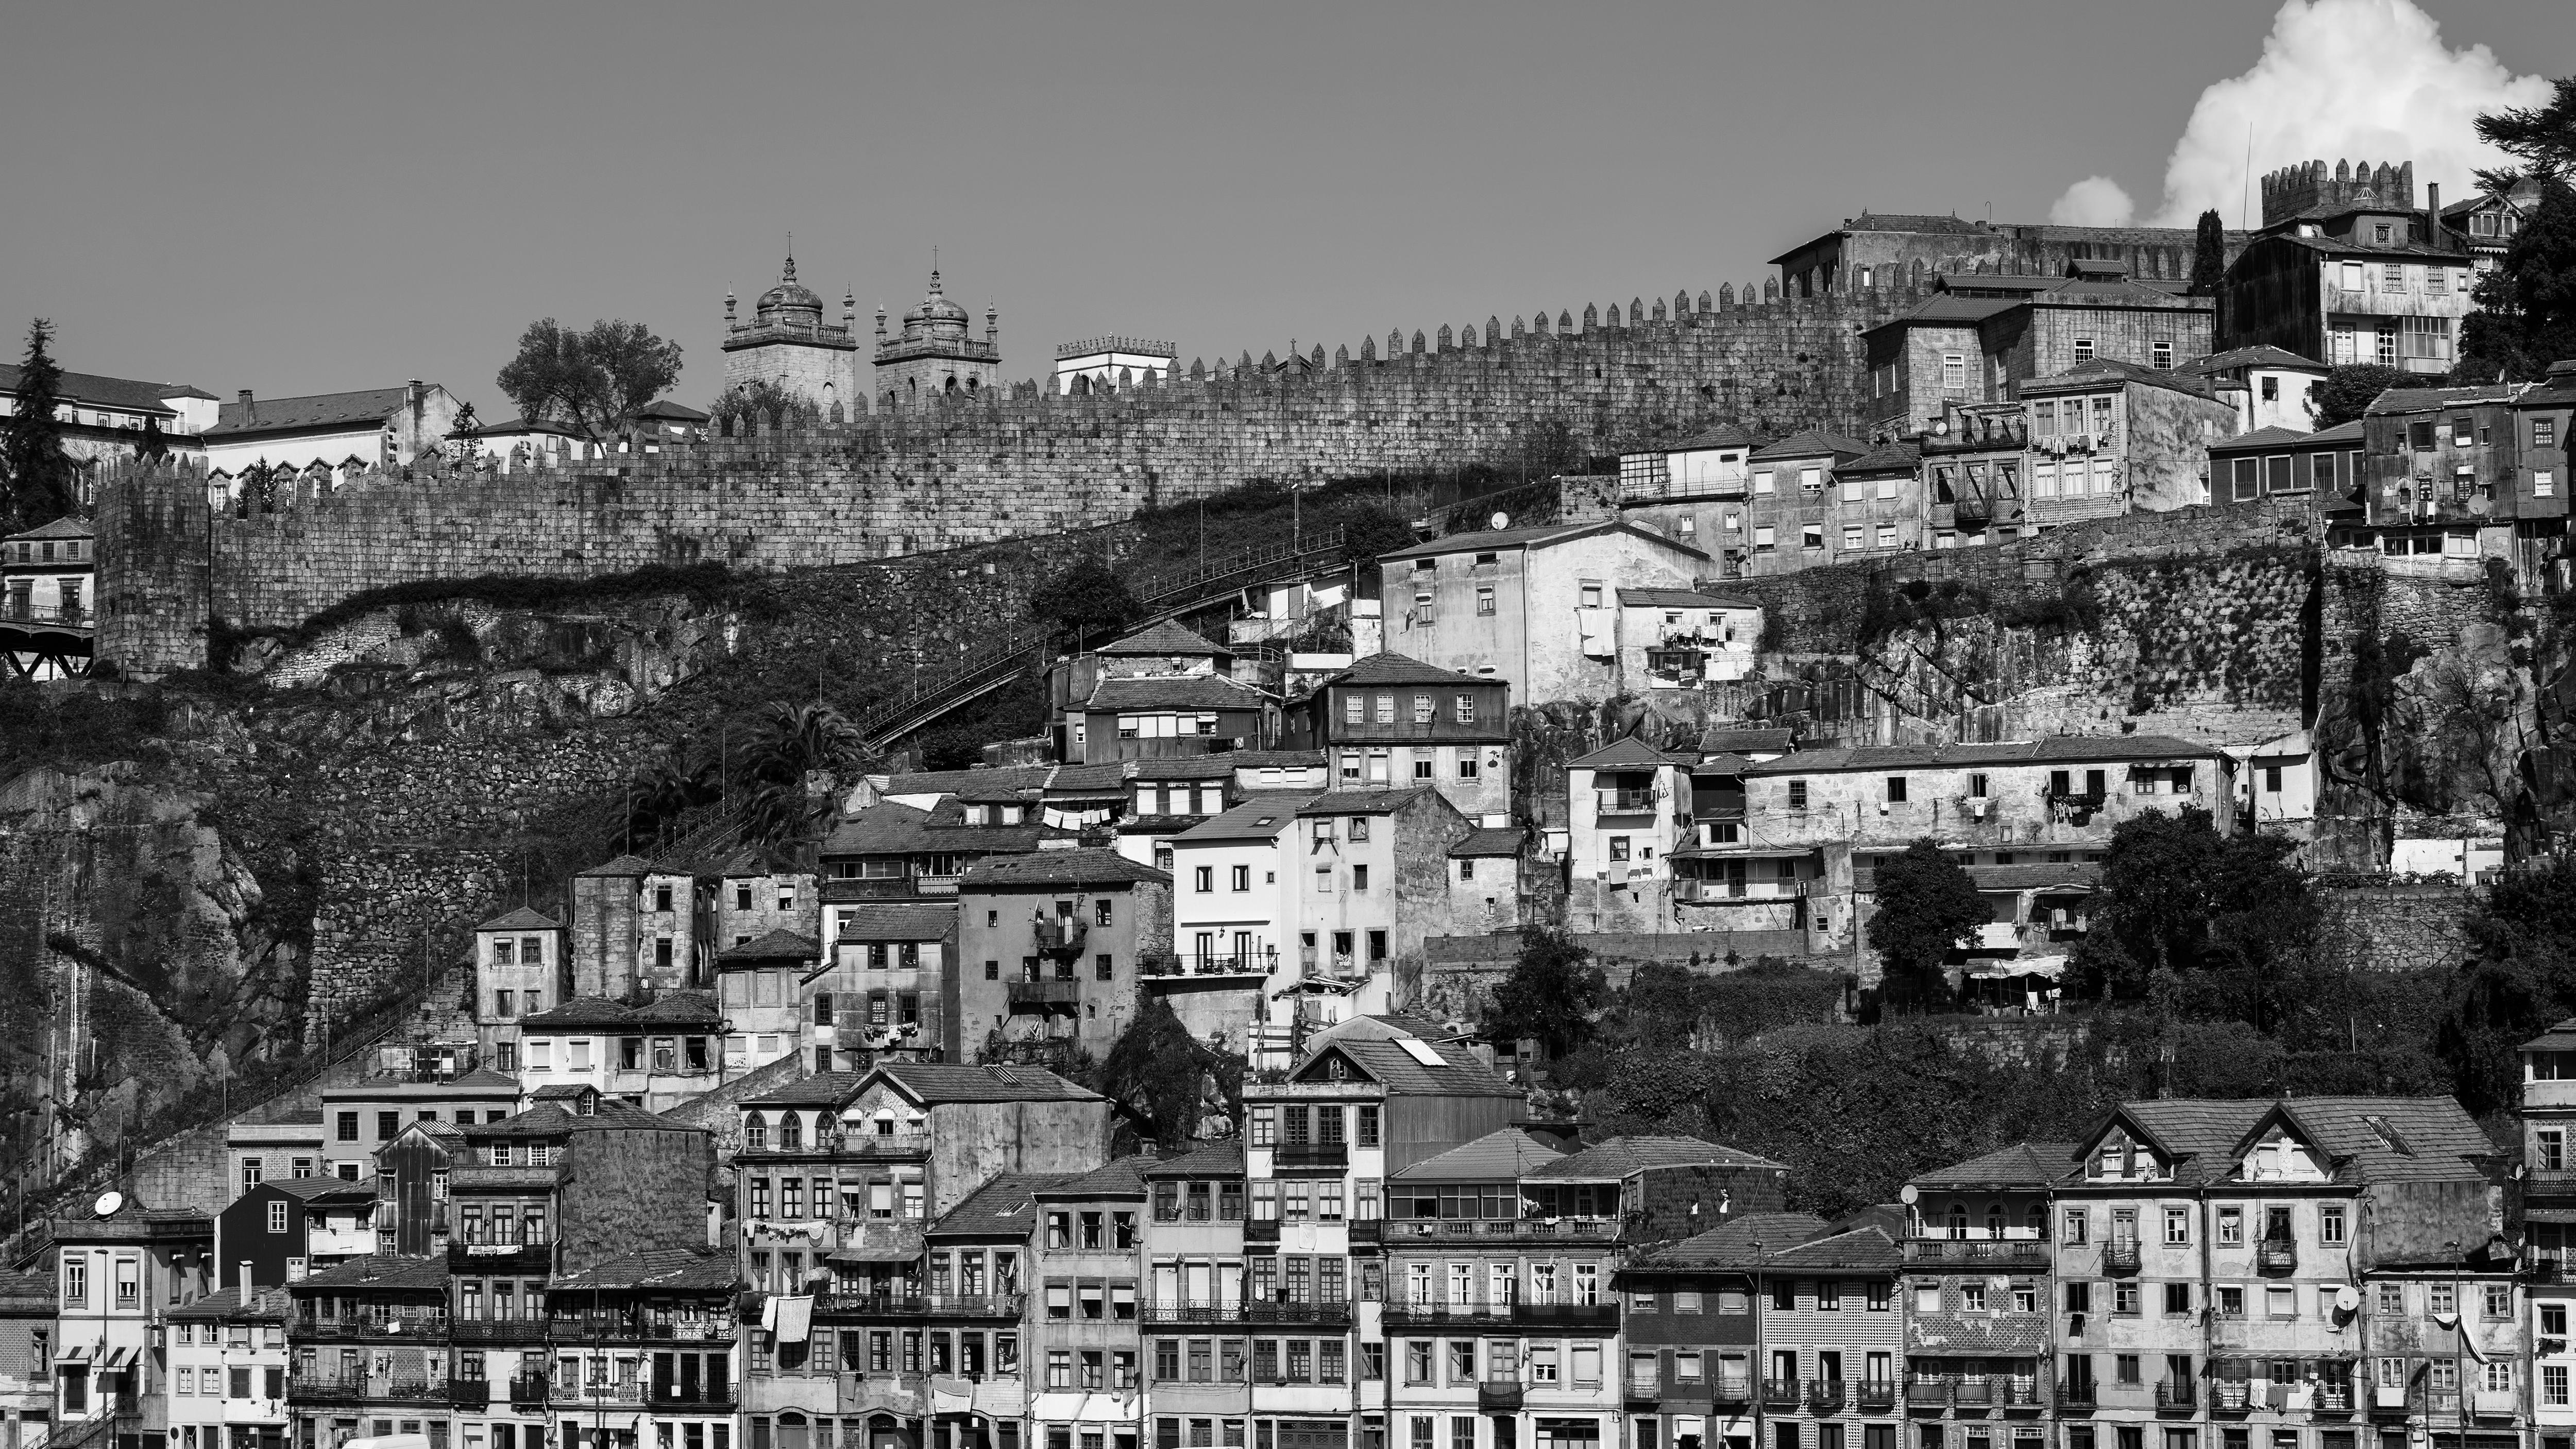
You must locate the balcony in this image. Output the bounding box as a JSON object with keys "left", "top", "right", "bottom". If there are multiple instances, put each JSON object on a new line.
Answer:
{"left": 1673, "top": 878, "right": 1807, "bottom": 904}
{"left": 1856, "top": 1383, "right": 1898, "bottom": 1413}
{"left": 1763, "top": 1378, "right": 1802, "bottom": 1408}
{"left": 1903, "top": 1238, "right": 2049, "bottom": 1265}
{"left": 1272, "top": 1142, "right": 1349, "bottom": 1169}
{"left": 1008, "top": 980, "right": 1081, "bottom": 1010}
{"left": 562, "top": 1382, "right": 647, "bottom": 1406}
{"left": 448, "top": 1242, "right": 553, "bottom": 1273}
{"left": 2001, "top": 1381, "right": 2042, "bottom": 1411}
{"left": 296, "top": 1314, "right": 451, "bottom": 1341}
{"left": 1347, "top": 1220, "right": 1384, "bottom": 1246}
{"left": 1595, "top": 791, "right": 1660, "bottom": 816}
{"left": 815, "top": 1293, "right": 1025, "bottom": 1321}
{"left": 1905, "top": 1377, "right": 1952, "bottom": 1409}
{"left": 547, "top": 1313, "right": 739, "bottom": 1343}
{"left": 1139, "top": 1299, "right": 1352, "bottom": 1327}
{"left": 1710, "top": 1375, "right": 1754, "bottom": 1405}
{"left": 286, "top": 1376, "right": 366, "bottom": 1403}
{"left": 2212, "top": 1382, "right": 2254, "bottom": 1414}
{"left": 652, "top": 1381, "right": 740, "bottom": 1410}
{"left": 2103, "top": 1241, "right": 2142, "bottom": 1275}
{"left": 1513, "top": 1303, "right": 1620, "bottom": 1329}
{"left": 2156, "top": 1380, "right": 2196, "bottom": 1411}
{"left": 1953, "top": 1376, "right": 1995, "bottom": 1411}
{"left": 1143, "top": 952, "right": 1274, "bottom": 979}
{"left": 1034, "top": 918, "right": 1089, "bottom": 959}
{"left": 2256, "top": 1239, "right": 2298, "bottom": 1275}
{"left": 1382, "top": 1301, "right": 1519, "bottom": 1331}
{"left": 448, "top": 1379, "right": 490, "bottom": 1411}
{"left": 1244, "top": 1220, "right": 1280, "bottom": 1243}
{"left": 1386, "top": 1216, "right": 1622, "bottom": 1243}
{"left": 2474, "top": 1388, "right": 2517, "bottom": 1417}
{"left": 1479, "top": 1382, "right": 1524, "bottom": 1412}
{"left": 1808, "top": 1380, "right": 1848, "bottom": 1412}
{"left": 2316, "top": 1386, "right": 2356, "bottom": 1415}
{"left": 451, "top": 1318, "right": 550, "bottom": 1344}
{"left": 2056, "top": 1383, "right": 2097, "bottom": 1411}
{"left": 508, "top": 1374, "right": 551, "bottom": 1408}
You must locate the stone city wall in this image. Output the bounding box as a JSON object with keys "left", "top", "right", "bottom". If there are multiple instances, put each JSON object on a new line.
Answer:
{"left": 96, "top": 279, "right": 1918, "bottom": 673}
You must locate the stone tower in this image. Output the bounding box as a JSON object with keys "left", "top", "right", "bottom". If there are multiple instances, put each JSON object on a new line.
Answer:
{"left": 720, "top": 253, "right": 861, "bottom": 416}
{"left": 873, "top": 268, "right": 1002, "bottom": 409}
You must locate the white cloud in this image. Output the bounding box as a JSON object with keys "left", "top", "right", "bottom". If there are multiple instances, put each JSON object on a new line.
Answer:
{"left": 2083, "top": 0, "right": 2550, "bottom": 229}
{"left": 2049, "top": 176, "right": 2138, "bottom": 228}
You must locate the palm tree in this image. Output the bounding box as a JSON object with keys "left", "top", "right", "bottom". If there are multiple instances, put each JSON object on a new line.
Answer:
{"left": 622, "top": 749, "right": 718, "bottom": 854}
{"left": 744, "top": 702, "right": 863, "bottom": 791}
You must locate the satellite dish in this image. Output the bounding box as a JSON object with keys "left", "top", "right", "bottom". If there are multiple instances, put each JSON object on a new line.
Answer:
{"left": 2335, "top": 1286, "right": 2361, "bottom": 1313}
{"left": 1898, "top": 1184, "right": 1919, "bottom": 1205}
{"left": 93, "top": 1190, "right": 124, "bottom": 1218}
{"left": 1490, "top": 512, "right": 1510, "bottom": 531}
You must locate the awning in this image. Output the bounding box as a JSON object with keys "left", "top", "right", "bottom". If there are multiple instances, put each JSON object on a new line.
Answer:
{"left": 55, "top": 1345, "right": 92, "bottom": 1366}
{"left": 96, "top": 1346, "right": 139, "bottom": 1371}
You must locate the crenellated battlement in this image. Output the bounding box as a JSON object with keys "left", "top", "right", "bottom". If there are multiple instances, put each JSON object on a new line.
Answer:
{"left": 2260, "top": 157, "right": 2417, "bottom": 228}
{"left": 92, "top": 270, "right": 1925, "bottom": 675}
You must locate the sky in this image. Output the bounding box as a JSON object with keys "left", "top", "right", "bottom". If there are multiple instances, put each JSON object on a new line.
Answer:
{"left": 0, "top": 0, "right": 2561, "bottom": 419}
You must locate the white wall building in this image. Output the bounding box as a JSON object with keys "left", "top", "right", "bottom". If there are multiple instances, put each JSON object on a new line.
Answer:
{"left": 1055, "top": 337, "right": 1177, "bottom": 394}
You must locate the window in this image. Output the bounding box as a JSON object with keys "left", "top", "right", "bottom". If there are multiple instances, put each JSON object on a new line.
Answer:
{"left": 2319, "top": 1207, "right": 2344, "bottom": 1245}
{"left": 1788, "top": 780, "right": 1808, "bottom": 810}
{"left": 1230, "top": 865, "right": 1249, "bottom": 892}
{"left": 2164, "top": 1284, "right": 2191, "bottom": 1316}
{"left": 337, "top": 1111, "right": 359, "bottom": 1142}
{"left": 1194, "top": 867, "right": 1212, "bottom": 893}
{"left": 2539, "top": 418, "right": 2561, "bottom": 450}
{"left": 2164, "top": 1207, "right": 2190, "bottom": 1246}
{"left": 1885, "top": 777, "right": 1907, "bottom": 804}
{"left": 2073, "top": 338, "right": 2095, "bottom": 364}
{"left": 2152, "top": 340, "right": 2173, "bottom": 370}
{"left": 1754, "top": 525, "right": 1775, "bottom": 553}
{"left": 2063, "top": 1209, "right": 2088, "bottom": 1244}
{"left": 1942, "top": 354, "right": 1967, "bottom": 392}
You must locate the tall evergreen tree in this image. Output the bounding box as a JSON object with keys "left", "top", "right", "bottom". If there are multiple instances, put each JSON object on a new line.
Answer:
{"left": 0, "top": 319, "right": 78, "bottom": 530}
{"left": 2188, "top": 209, "right": 2228, "bottom": 297}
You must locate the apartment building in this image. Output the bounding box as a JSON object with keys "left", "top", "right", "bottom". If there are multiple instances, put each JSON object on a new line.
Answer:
{"left": 164, "top": 1287, "right": 290, "bottom": 1449}
{"left": 2519, "top": 1020, "right": 2576, "bottom": 1449}
{"left": 1168, "top": 795, "right": 1312, "bottom": 1056}
{"left": 1737, "top": 433, "right": 1875, "bottom": 578}
{"left": 1899, "top": 1145, "right": 2064, "bottom": 1435}
{"left": 315, "top": 1049, "right": 517, "bottom": 1180}
{"left": 568, "top": 857, "right": 705, "bottom": 999}
{"left": 2221, "top": 165, "right": 2473, "bottom": 373}
{"left": 717, "top": 931, "right": 830, "bottom": 1076}
{"left": 2355, "top": 382, "right": 2565, "bottom": 554}
{"left": 813, "top": 904, "right": 957, "bottom": 1069}
{"left": 1565, "top": 741, "right": 1693, "bottom": 934}
{"left": 1285, "top": 788, "right": 1478, "bottom": 1016}
{"left": 954, "top": 849, "right": 1174, "bottom": 1066}
{"left": 2052, "top": 1097, "right": 2497, "bottom": 1449}
{"left": 1861, "top": 271, "right": 2215, "bottom": 440}
{"left": 2206, "top": 424, "right": 2363, "bottom": 521}
{"left": 213, "top": 1179, "right": 376, "bottom": 1290}
{"left": 283, "top": 1256, "right": 455, "bottom": 1449}
{"left": 1374, "top": 524, "right": 1707, "bottom": 707}
{"left": 1111, "top": 757, "right": 1334, "bottom": 876}
{"left": 1028, "top": 1162, "right": 1151, "bottom": 1449}
{"left": 1620, "top": 428, "right": 1760, "bottom": 555}
{"left": 1288, "top": 655, "right": 1514, "bottom": 826}
{"left": 513, "top": 995, "right": 724, "bottom": 1112}
{"left": 475, "top": 911, "right": 566, "bottom": 1073}
{"left": 2017, "top": 362, "right": 2237, "bottom": 517}
{"left": 545, "top": 1251, "right": 740, "bottom": 1449}
{"left": 1050, "top": 623, "right": 1276, "bottom": 765}
{"left": 1141, "top": 1140, "right": 1252, "bottom": 1448}
{"left": 53, "top": 1195, "right": 214, "bottom": 1449}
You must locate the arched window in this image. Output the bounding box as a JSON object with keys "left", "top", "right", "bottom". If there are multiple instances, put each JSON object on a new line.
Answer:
{"left": 2026, "top": 1203, "right": 2048, "bottom": 1238}
{"left": 779, "top": 1112, "right": 803, "bottom": 1151}
{"left": 744, "top": 1114, "right": 767, "bottom": 1151}
{"left": 1945, "top": 1203, "right": 1969, "bottom": 1240}
{"left": 1986, "top": 1205, "right": 2007, "bottom": 1240}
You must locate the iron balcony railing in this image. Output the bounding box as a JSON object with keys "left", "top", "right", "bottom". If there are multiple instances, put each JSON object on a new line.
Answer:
{"left": 1905, "top": 1377, "right": 1952, "bottom": 1407}
{"left": 1856, "top": 1382, "right": 1899, "bottom": 1412}
{"left": 2256, "top": 1239, "right": 2299, "bottom": 1275}
{"left": 2102, "top": 1241, "right": 2142, "bottom": 1274}
{"left": 1903, "top": 1238, "right": 2049, "bottom": 1264}
{"left": 1807, "top": 1380, "right": 1847, "bottom": 1411}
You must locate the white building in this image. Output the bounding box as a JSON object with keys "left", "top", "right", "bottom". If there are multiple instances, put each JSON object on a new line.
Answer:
{"left": 2240, "top": 728, "right": 2316, "bottom": 834}
{"left": 200, "top": 383, "right": 464, "bottom": 490}
{"left": 1564, "top": 738, "right": 1694, "bottom": 932}
{"left": 3, "top": 516, "right": 98, "bottom": 680}
{"left": 164, "top": 1287, "right": 291, "bottom": 1449}
{"left": 2194, "top": 345, "right": 2332, "bottom": 434}
{"left": 1615, "top": 587, "right": 1761, "bottom": 690}
{"left": 0, "top": 361, "right": 218, "bottom": 467}
{"left": 1055, "top": 337, "right": 1177, "bottom": 394}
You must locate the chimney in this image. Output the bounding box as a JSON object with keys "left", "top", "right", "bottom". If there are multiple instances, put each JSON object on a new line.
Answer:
{"left": 2427, "top": 183, "right": 2441, "bottom": 249}
{"left": 236, "top": 388, "right": 255, "bottom": 422}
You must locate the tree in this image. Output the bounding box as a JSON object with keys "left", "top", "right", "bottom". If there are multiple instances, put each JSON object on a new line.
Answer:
{"left": 738, "top": 702, "right": 864, "bottom": 847}
{"left": 1028, "top": 558, "right": 1142, "bottom": 642}
{"left": 2310, "top": 364, "right": 2413, "bottom": 429}
{"left": 1484, "top": 926, "right": 1605, "bottom": 1058}
{"left": 1869, "top": 840, "right": 1988, "bottom": 992}
{"left": 1336, "top": 504, "right": 1416, "bottom": 566}
{"left": 495, "top": 318, "right": 682, "bottom": 440}
{"left": 2188, "top": 209, "right": 2228, "bottom": 297}
{"left": 709, "top": 377, "right": 820, "bottom": 435}
{"left": 1098, "top": 997, "right": 1244, "bottom": 1145}
{"left": 2452, "top": 180, "right": 2576, "bottom": 383}
{"left": 2474, "top": 73, "right": 2576, "bottom": 190}
{"left": 0, "top": 319, "right": 78, "bottom": 530}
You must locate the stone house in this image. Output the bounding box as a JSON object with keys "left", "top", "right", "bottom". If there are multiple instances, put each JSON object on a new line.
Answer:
{"left": 472, "top": 907, "right": 563, "bottom": 1074}
{"left": 2355, "top": 382, "right": 2551, "bottom": 556}
{"left": 1739, "top": 430, "right": 1873, "bottom": 576}
{"left": 1920, "top": 407, "right": 2032, "bottom": 544}
{"left": 1861, "top": 271, "right": 2215, "bottom": 439}
{"left": 1282, "top": 787, "right": 1478, "bottom": 1033}
{"left": 2220, "top": 160, "right": 2473, "bottom": 372}
{"left": 1052, "top": 622, "right": 1276, "bottom": 765}
{"left": 706, "top": 847, "right": 821, "bottom": 957}
{"left": 811, "top": 901, "right": 957, "bottom": 1068}
{"left": 716, "top": 928, "right": 827, "bottom": 1075}
{"left": 1445, "top": 827, "right": 1524, "bottom": 937}
{"left": 567, "top": 855, "right": 704, "bottom": 1000}
{"left": 953, "top": 848, "right": 1173, "bottom": 1066}
{"left": 512, "top": 992, "right": 724, "bottom": 1112}
{"left": 1286, "top": 653, "right": 1513, "bottom": 825}
{"left": 1564, "top": 739, "right": 1694, "bottom": 933}
{"left": 1374, "top": 522, "right": 1708, "bottom": 706}
{"left": 2019, "top": 360, "right": 2239, "bottom": 519}
{"left": 1771, "top": 213, "right": 2238, "bottom": 301}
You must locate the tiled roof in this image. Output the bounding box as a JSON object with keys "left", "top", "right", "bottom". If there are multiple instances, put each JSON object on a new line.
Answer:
{"left": 1171, "top": 794, "right": 1314, "bottom": 843}
{"left": 2193, "top": 345, "right": 2328, "bottom": 373}
{"left": 1569, "top": 737, "right": 1687, "bottom": 771}
{"left": 744, "top": 1069, "right": 868, "bottom": 1109}
{"left": 6, "top": 515, "right": 98, "bottom": 541}
{"left": 819, "top": 801, "right": 1042, "bottom": 857}
{"left": 1096, "top": 621, "right": 1231, "bottom": 657}
{"left": 2367, "top": 384, "right": 2520, "bottom": 415}
{"left": 2523, "top": 1018, "right": 2576, "bottom": 1053}
{"left": 1749, "top": 429, "right": 1872, "bottom": 462}
{"left": 633, "top": 399, "right": 711, "bottom": 422}
{"left": 2094, "top": 1096, "right": 2493, "bottom": 1187}
{"left": 1863, "top": 295, "right": 2016, "bottom": 332}
{"left": 1909, "top": 1140, "right": 2081, "bottom": 1190}
{"left": 291, "top": 1254, "right": 454, "bottom": 1292}
{"left": 1143, "top": 1139, "right": 1245, "bottom": 1179}
{"left": 268, "top": 1177, "right": 376, "bottom": 1204}
{"left": 518, "top": 992, "right": 723, "bottom": 1031}
{"left": 1617, "top": 588, "right": 1756, "bottom": 609}
{"left": 478, "top": 906, "right": 561, "bottom": 932}
{"left": 875, "top": 1062, "right": 1105, "bottom": 1105}
{"left": 1849, "top": 213, "right": 1986, "bottom": 234}
{"left": 576, "top": 854, "right": 655, "bottom": 878}
{"left": 1294, "top": 787, "right": 1433, "bottom": 816}
{"left": 1742, "top": 735, "right": 2224, "bottom": 776}
{"left": 0, "top": 363, "right": 197, "bottom": 416}
{"left": 2208, "top": 424, "right": 2359, "bottom": 455}
{"left": 1224, "top": 751, "right": 1329, "bottom": 769}
{"left": 1131, "top": 756, "right": 1237, "bottom": 780}
{"left": 1449, "top": 827, "right": 1524, "bottom": 858}
{"left": 1376, "top": 519, "right": 1706, "bottom": 565}
{"left": 929, "top": 1172, "right": 1051, "bottom": 1239}
{"left": 1323, "top": 652, "right": 1488, "bottom": 689}
{"left": 1836, "top": 442, "right": 1923, "bottom": 475}
{"left": 717, "top": 929, "right": 823, "bottom": 962}
{"left": 819, "top": 905, "right": 956, "bottom": 943}
{"left": 876, "top": 766, "right": 1052, "bottom": 800}
{"left": 1765, "top": 1223, "right": 1902, "bottom": 1270}
{"left": 1045, "top": 763, "right": 1134, "bottom": 795}
{"left": 165, "top": 1286, "right": 293, "bottom": 1322}
{"left": 1637, "top": 1212, "right": 1833, "bottom": 1268}
{"left": 1528, "top": 1135, "right": 1787, "bottom": 1180}
{"left": 1295, "top": 1034, "right": 1521, "bottom": 1099}
{"left": 550, "top": 1248, "right": 739, "bottom": 1293}
{"left": 2020, "top": 358, "right": 2220, "bottom": 401}
{"left": 963, "top": 847, "right": 1171, "bottom": 889}
{"left": 2035, "top": 278, "right": 2205, "bottom": 308}
{"left": 205, "top": 387, "right": 419, "bottom": 438}
{"left": 469, "top": 1097, "right": 666, "bottom": 1138}
{"left": 1038, "top": 1156, "right": 1151, "bottom": 1199}
{"left": 1388, "top": 1129, "right": 1564, "bottom": 1183}
{"left": 1699, "top": 726, "right": 1795, "bottom": 756}
{"left": 1084, "top": 675, "right": 1267, "bottom": 713}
